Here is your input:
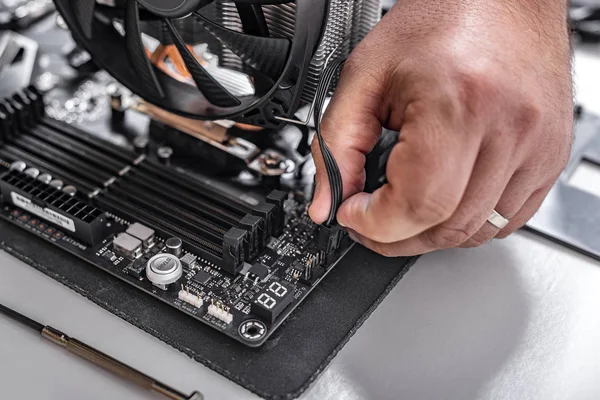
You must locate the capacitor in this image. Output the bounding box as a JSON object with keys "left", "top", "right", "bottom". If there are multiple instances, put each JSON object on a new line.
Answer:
{"left": 24, "top": 167, "right": 40, "bottom": 178}
{"left": 157, "top": 146, "right": 173, "bottom": 166}
{"left": 165, "top": 237, "right": 183, "bottom": 257}
{"left": 107, "top": 84, "right": 126, "bottom": 126}
{"left": 49, "top": 179, "right": 64, "bottom": 190}
{"left": 9, "top": 161, "right": 26, "bottom": 172}
{"left": 133, "top": 136, "right": 149, "bottom": 155}
{"left": 146, "top": 253, "right": 183, "bottom": 291}
{"left": 62, "top": 185, "right": 77, "bottom": 196}
{"left": 37, "top": 173, "right": 52, "bottom": 184}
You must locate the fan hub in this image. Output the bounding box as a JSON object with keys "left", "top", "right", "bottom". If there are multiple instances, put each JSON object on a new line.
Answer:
{"left": 136, "top": 0, "right": 206, "bottom": 18}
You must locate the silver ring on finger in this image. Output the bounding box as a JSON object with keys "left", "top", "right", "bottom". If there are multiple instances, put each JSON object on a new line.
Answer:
{"left": 487, "top": 209, "right": 510, "bottom": 229}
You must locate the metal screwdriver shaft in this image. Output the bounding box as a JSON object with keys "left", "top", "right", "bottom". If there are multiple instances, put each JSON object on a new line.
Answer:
{"left": 0, "top": 303, "right": 203, "bottom": 400}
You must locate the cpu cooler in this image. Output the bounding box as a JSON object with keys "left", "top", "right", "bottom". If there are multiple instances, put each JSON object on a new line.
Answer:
{"left": 52, "top": 0, "right": 381, "bottom": 127}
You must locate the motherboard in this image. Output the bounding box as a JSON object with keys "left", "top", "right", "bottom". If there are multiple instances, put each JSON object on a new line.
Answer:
{"left": 0, "top": 88, "right": 352, "bottom": 346}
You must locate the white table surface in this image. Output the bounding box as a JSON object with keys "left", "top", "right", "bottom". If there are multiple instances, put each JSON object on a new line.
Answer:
{"left": 1, "top": 44, "right": 600, "bottom": 400}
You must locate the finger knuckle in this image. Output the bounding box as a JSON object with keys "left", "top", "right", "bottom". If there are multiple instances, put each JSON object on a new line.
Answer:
{"left": 455, "top": 64, "right": 500, "bottom": 116}
{"left": 515, "top": 102, "right": 543, "bottom": 134}
{"left": 423, "top": 224, "right": 472, "bottom": 249}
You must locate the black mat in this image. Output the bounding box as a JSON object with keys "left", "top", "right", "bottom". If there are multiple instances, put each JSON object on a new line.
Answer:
{"left": 0, "top": 219, "right": 417, "bottom": 399}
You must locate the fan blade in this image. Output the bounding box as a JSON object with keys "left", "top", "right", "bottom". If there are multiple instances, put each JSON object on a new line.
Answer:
{"left": 194, "top": 13, "right": 290, "bottom": 81}
{"left": 73, "top": 0, "right": 96, "bottom": 38}
{"left": 125, "top": 0, "right": 164, "bottom": 98}
{"left": 164, "top": 19, "right": 241, "bottom": 108}
{"left": 235, "top": 4, "right": 269, "bottom": 36}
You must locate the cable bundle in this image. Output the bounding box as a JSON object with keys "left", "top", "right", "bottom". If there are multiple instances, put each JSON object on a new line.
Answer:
{"left": 313, "top": 57, "right": 346, "bottom": 226}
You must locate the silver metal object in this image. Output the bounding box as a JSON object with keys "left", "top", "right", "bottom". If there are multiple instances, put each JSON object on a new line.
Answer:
{"left": 36, "top": 173, "right": 52, "bottom": 184}
{"left": 9, "top": 161, "right": 26, "bottom": 172}
{"left": 239, "top": 320, "right": 267, "bottom": 341}
{"left": 113, "top": 232, "right": 143, "bottom": 260}
{"left": 146, "top": 253, "right": 183, "bottom": 290}
{"left": 157, "top": 146, "right": 173, "bottom": 165}
{"left": 248, "top": 149, "right": 295, "bottom": 176}
{"left": 165, "top": 237, "right": 183, "bottom": 257}
{"left": 126, "top": 223, "right": 155, "bottom": 249}
{"left": 487, "top": 210, "right": 510, "bottom": 229}
{"left": 49, "top": 179, "right": 64, "bottom": 190}
{"left": 62, "top": 185, "right": 77, "bottom": 196}
{"left": 23, "top": 167, "right": 40, "bottom": 178}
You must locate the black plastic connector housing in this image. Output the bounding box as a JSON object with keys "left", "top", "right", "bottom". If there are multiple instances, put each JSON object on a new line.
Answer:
{"left": 239, "top": 214, "right": 263, "bottom": 259}
{"left": 318, "top": 224, "right": 345, "bottom": 255}
{"left": 252, "top": 202, "right": 277, "bottom": 240}
{"left": 266, "top": 190, "right": 287, "bottom": 237}
{"left": 364, "top": 129, "right": 400, "bottom": 193}
{"left": 222, "top": 227, "right": 247, "bottom": 276}
{"left": 0, "top": 170, "right": 111, "bottom": 245}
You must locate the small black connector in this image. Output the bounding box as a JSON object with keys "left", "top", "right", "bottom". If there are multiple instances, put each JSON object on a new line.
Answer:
{"left": 364, "top": 129, "right": 400, "bottom": 193}
{"left": 222, "top": 227, "right": 247, "bottom": 276}
{"left": 252, "top": 202, "right": 277, "bottom": 239}
{"left": 266, "top": 190, "right": 287, "bottom": 237}
{"left": 317, "top": 224, "right": 345, "bottom": 255}
{"left": 239, "top": 214, "right": 262, "bottom": 259}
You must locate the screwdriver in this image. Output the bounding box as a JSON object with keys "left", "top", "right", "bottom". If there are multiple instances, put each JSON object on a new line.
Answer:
{"left": 0, "top": 303, "right": 203, "bottom": 400}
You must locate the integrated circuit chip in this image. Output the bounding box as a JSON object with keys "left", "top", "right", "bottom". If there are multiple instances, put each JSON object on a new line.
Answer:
{"left": 248, "top": 263, "right": 269, "bottom": 281}
{"left": 192, "top": 270, "right": 212, "bottom": 285}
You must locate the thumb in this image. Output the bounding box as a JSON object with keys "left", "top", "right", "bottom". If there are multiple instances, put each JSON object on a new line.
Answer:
{"left": 308, "top": 61, "right": 385, "bottom": 224}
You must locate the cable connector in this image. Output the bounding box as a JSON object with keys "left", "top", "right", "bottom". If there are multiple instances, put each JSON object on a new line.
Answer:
{"left": 317, "top": 224, "right": 345, "bottom": 255}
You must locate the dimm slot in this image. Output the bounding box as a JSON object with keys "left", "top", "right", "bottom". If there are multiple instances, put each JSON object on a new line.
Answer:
{"left": 111, "top": 178, "right": 229, "bottom": 235}
{"left": 16, "top": 135, "right": 114, "bottom": 179}
{"left": 42, "top": 117, "right": 136, "bottom": 164}
{"left": 123, "top": 170, "right": 241, "bottom": 227}
{"left": 12, "top": 137, "right": 112, "bottom": 186}
{"left": 137, "top": 161, "right": 253, "bottom": 215}
{"left": 96, "top": 193, "right": 223, "bottom": 257}
{"left": 29, "top": 126, "right": 127, "bottom": 173}
{"left": 0, "top": 146, "right": 95, "bottom": 194}
{"left": 107, "top": 184, "right": 226, "bottom": 245}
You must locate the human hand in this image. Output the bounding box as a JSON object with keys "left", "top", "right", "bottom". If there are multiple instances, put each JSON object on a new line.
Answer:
{"left": 309, "top": 0, "right": 573, "bottom": 256}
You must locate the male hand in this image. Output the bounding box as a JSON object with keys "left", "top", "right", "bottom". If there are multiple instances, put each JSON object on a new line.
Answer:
{"left": 309, "top": 0, "right": 574, "bottom": 256}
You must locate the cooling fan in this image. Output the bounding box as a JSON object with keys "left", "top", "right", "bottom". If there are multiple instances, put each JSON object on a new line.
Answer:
{"left": 52, "top": 0, "right": 379, "bottom": 127}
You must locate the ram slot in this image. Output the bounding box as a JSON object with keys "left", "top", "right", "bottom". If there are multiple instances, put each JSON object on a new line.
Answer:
{"left": 124, "top": 169, "right": 240, "bottom": 226}
{"left": 0, "top": 145, "right": 96, "bottom": 195}
{"left": 28, "top": 125, "right": 128, "bottom": 174}
{"left": 95, "top": 194, "right": 247, "bottom": 275}
{"left": 120, "top": 170, "right": 239, "bottom": 229}
{"left": 41, "top": 117, "right": 137, "bottom": 164}
{"left": 125, "top": 167, "right": 265, "bottom": 256}
{"left": 11, "top": 136, "right": 113, "bottom": 187}
{"left": 137, "top": 161, "right": 253, "bottom": 213}
{"left": 122, "top": 170, "right": 266, "bottom": 259}
{"left": 107, "top": 184, "right": 225, "bottom": 245}
{"left": 15, "top": 134, "right": 118, "bottom": 178}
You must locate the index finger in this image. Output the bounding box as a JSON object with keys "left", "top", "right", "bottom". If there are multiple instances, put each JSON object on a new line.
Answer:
{"left": 337, "top": 101, "right": 482, "bottom": 243}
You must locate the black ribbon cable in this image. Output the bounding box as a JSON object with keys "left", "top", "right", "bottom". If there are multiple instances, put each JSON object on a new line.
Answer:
{"left": 313, "top": 57, "right": 346, "bottom": 227}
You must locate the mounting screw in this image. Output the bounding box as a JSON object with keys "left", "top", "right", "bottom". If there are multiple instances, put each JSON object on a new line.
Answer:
{"left": 157, "top": 146, "right": 173, "bottom": 166}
